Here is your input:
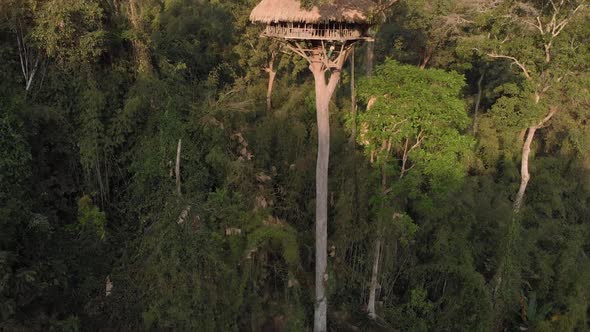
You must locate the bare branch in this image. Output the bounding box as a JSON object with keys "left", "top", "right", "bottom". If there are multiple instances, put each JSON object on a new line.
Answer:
{"left": 400, "top": 138, "right": 409, "bottom": 179}
{"left": 485, "top": 52, "right": 532, "bottom": 79}
{"left": 409, "top": 130, "right": 425, "bottom": 152}
{"left": 536, "top": 16, "right": 544, "bottom": 34}
{"left": 16, "top": 34, "right": 27, "bottom": 81}
{"left": 536, "top": 107, "right": 557, "bottom": 128}
{"left": 25, "top": 54, "right": 40, "bottom": 92}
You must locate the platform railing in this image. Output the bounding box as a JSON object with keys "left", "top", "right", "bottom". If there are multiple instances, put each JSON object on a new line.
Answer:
{"left": 264, "top": 26, "right": 363, "bottom": 40}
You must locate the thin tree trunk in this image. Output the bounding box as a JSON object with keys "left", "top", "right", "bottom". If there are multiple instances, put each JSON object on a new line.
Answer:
{"left": 104, "top": 151, "right": 110, "bottom": 199}
{"left": 368, "top": 162, "right": 387, "bottom": 318}
{"left": 367, "top": 238, "right": 381, "bottom": 318}
{"left": 265, "top": 51, "right": 277, "bottom": 113}
{"left": 472, "top": 72, "right": 484, "bottom": 134}
{"left": 400, "top": 138, "right": 409, "bottom": 179}
{"left": 350, "top": 47, "right": 357, "bottom": 145}
{"left": 175, "top": 139, "right": 182, "bottom": 196}
{"left": 266, "top": 69, "right": 276, "bottom": 113}
{"left": 491, "top": 107, "right": 556, "bottom": 330}
{"left": 16, "top": 31, "right": 41, "bottom": 93}
{"left": 350, "top": 47, "right": 360, "bottom": 226}
{"left": 513, "top": 127, "right": 535, "bottom": 211}
{"left": 95, "top": 159, "right": 105, "bottom": 207}
{"left": 544, "top": 41, "right": 552, "bottom": 64}
{"left": 419, "top": 46, "right": 433, "bottom": 69}
{"left": 513, "top": 108, "right": 556, "bottom": 211}
{"left": 25, "top": 55, "right": 40, "bottom": 92}
{"left": 366, "top": 40, "right": 374, "bottom": 76}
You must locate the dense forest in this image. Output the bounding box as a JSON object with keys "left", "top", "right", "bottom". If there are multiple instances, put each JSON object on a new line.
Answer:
{"left": 1, "top": 0, "right": 590, "bottom": 331}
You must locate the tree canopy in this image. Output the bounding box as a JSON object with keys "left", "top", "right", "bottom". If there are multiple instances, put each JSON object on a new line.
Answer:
{"left": 1, "top": 0, "right": 589, "bottom": 331}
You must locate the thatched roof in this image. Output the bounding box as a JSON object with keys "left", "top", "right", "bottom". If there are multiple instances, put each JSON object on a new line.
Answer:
{"left": 250, "top": 0, "right": 374, "bottom": 24}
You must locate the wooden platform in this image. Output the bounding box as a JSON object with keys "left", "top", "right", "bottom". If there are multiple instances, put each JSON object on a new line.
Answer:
{"left": 263, "top": 25, "right": 372, "bottom": 41}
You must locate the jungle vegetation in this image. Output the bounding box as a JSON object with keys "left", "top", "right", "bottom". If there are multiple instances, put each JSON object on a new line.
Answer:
{"left": 1, "top": 0, "right": 589, "bottom": 331}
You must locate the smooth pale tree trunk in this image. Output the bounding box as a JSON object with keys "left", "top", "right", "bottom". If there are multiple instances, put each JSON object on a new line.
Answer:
{"left": 419, "top": 46, "right": 433, "bottom": 69}
{"left": 310, "top": 50, "right": 343, "bottom": 332}
{"left": 367, "top": 162, "right": 386, "bottom": 318}
{"left": 513, "top": 108, "right": 556, "bottom": 211}
{"left": 266, "top": 69, "right": 276, "bottom": 112}
{"left": 16, "top": 30, "right": 41, "bottom": 93}
{"left": 363, "top": 55, "right": 384, "bottom": 318}
{"left": 492, "top": 107, "right": 557, "bottom": 330}
{"left": 283, "top": 42, "right": 350, "bottom": 332}
{"left": 472, "top": 72, "right": 484, "bottom": 134}
{"left": 513, "top": 128, "right": 535, "bottom": 211}
{"left": 175, "top": 139, "right": 182, "bottom": 196}
{"left": 485, "top": 5, "right": 573, "bottom": 325}
{"left": 366, "top": 40, "right": 374, "bottom": 76}
{"left": 367, "top": 238, "right": 381, "bottom": 318}
{"left": 265, "top": 52, "right": 278, "bottom": 113}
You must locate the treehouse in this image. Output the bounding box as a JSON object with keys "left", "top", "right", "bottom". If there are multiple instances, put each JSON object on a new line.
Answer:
{"left": 249, "top": 0, "right": 374, "bottom": 42}
{"left": 250, "top": 3, "right": 376, "bottom": 330}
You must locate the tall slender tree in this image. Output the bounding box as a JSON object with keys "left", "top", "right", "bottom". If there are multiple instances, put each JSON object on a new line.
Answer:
{"left": 353, "top": 59, "right": 472, "bottom": 319}
{"left": 462, "top": 1, "right": 590, "bottom": 327}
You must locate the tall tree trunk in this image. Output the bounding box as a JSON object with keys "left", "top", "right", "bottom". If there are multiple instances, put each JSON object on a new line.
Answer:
{"left": 312, "top": 62, "right": 330, "bottom": 332}
{"left": 350, "top": 48, "right": 360, "bottom": 225}
{"left": 266, "top": 69, "right": 276, "bottom": 113}
{"left": 265, "top": 51, "right": 277, "bottom": 113}
{"left": 367, "top": 238, "right": 382, "bottom": 318}
{"left": 512, "top": 127, "right": 535, "bottom": 211}
{"left": 366, "top": 40, "right": 374, "bottom": 76}
{"left": 95, "top": 159, "right": 106, "bottom": 206}
{"left": 472, "top": 72, "right": 484, "bottom": 134}
{"left": 16, "top": 28, "right": 41, "bottom": 94}
{"left": 367, "top": 162, "right": 386, "bottom": 318}
{"left": 513, "top": 108, "right": 556, "bottom": 212}
{"left": 419, "top": 46, "right": 432, "bottom": 69}
{"left": 175, "top": 139, "right": 182, "bottom": 196}
{"left": 310, "top": 48, "right": 344, "bottom": 332}
{"left": 350, "top": 48, "right": 357, "bottom": 145}
{"left": 492, "top": 107, "right": 557, "bottom": 329}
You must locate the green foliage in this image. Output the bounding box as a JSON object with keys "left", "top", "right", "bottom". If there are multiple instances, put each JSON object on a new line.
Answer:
{"left": 77, "top": 195, "right": 107, "bottom": 240}
{"left": 1, "top": 0, "right": 589, "bottom": 331}
{"left": 147, "top": 0, "right": 236, "bottom": 79}
{"left": 488, "top": 81, "right": 546, "bottom": 128}
{"left": 33, "top": 0, "right": 106, "bottom": 63}
{"left": 354, "top": 59, "right": 473, "bottom": 192}
{"left": 246, "top": 223, "right": 300, "bottom": 268}
{"left": 0, "top": 115, "right": 31, "bottom": 201}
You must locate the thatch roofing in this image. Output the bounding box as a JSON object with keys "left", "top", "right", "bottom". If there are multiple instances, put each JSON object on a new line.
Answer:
{"left": 250, "top": 0, "right": 374, "bottom": 24}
